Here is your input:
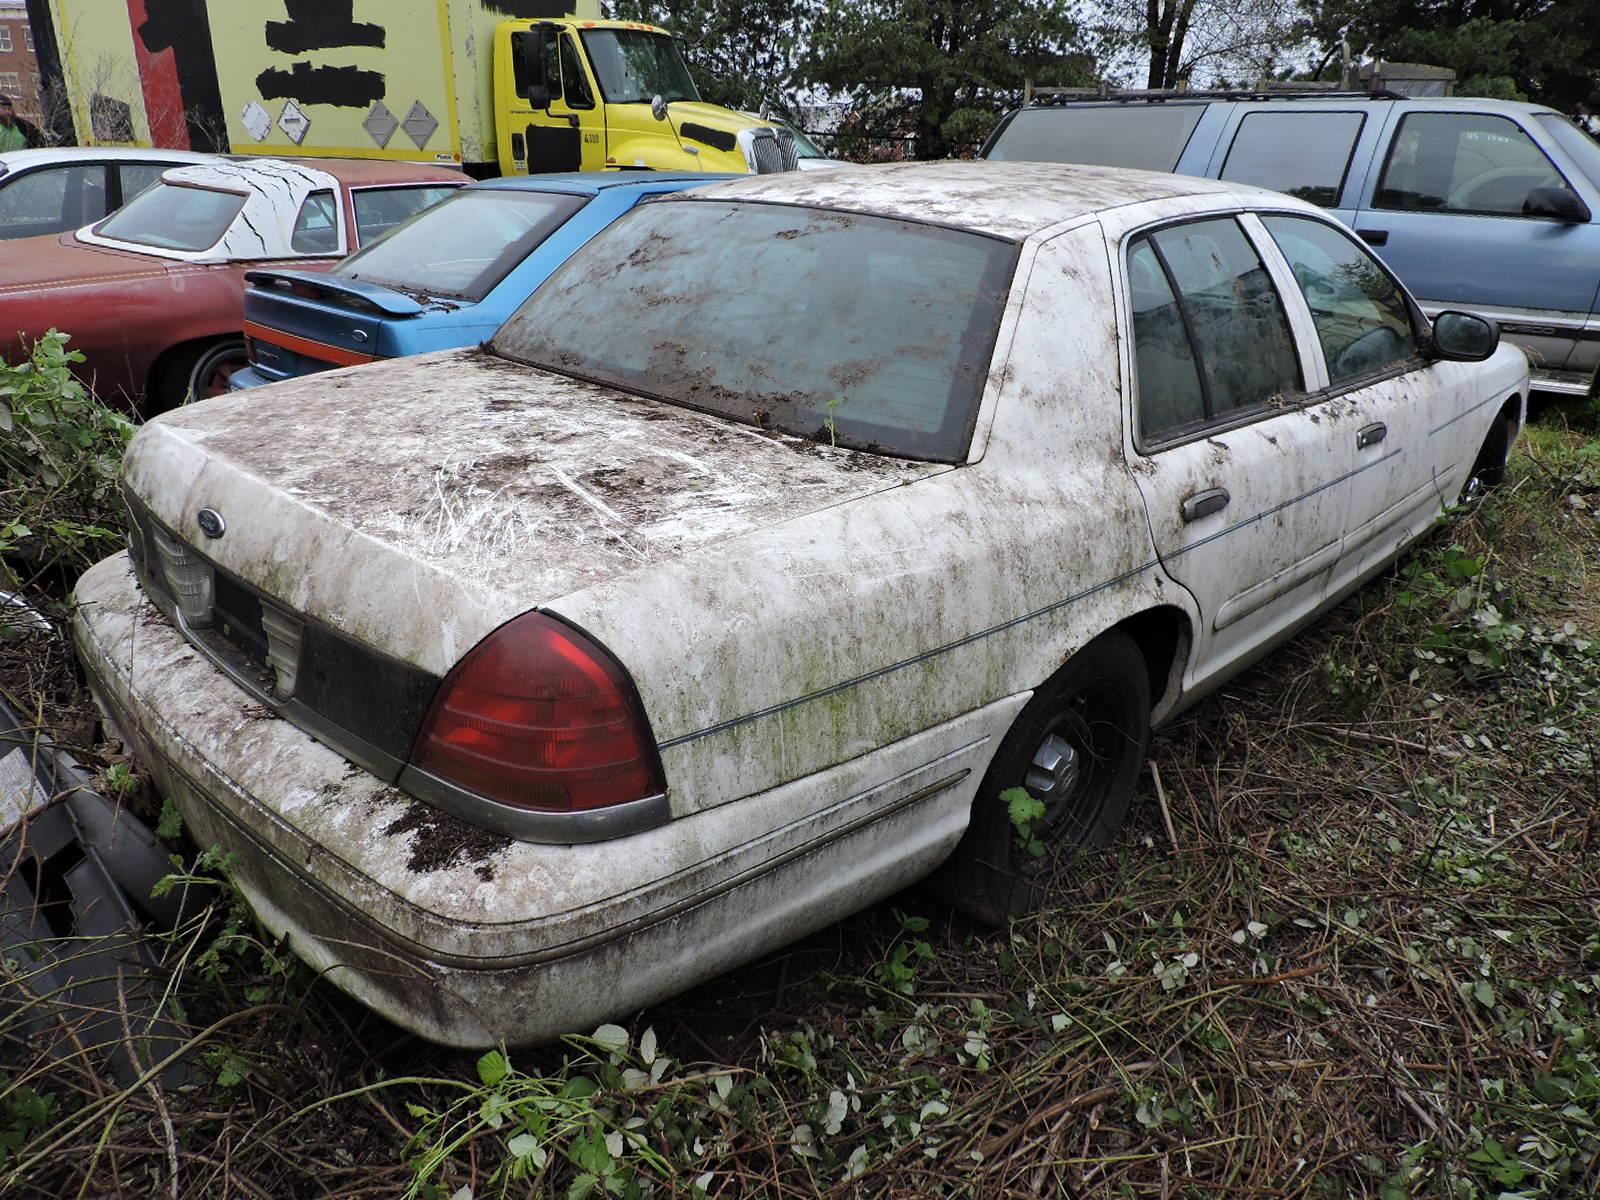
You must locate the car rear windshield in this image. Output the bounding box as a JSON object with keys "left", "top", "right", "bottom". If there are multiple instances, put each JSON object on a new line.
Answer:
{"left": 93, "top": 182, "right": 245, "bottom": 251}
{"left": 336, "top": 188, "right": 588, "bottom": 301}
{"left": 490, "top": 200, "right": 1017, "bottom": 463}
{"left": 986, "top": 104, "right": 1207, "bottom": 170}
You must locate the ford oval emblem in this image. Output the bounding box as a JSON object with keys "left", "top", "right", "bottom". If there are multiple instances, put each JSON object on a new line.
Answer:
{"left": 196, "top": 508, "right": 226, "bottom": 539}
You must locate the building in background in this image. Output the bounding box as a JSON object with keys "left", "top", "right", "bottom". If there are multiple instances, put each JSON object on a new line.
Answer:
{"left": 0, "top": 2, "right": 42, "bottom": 126}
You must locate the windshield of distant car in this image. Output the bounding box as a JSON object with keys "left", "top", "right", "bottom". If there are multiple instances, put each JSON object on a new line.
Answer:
{"left": 1535, "top": 113, "right": 1600, "bottom": 192}
{"left": 581, "top": 29, "right": 699, "bottom": 105}
{"left": 986, "top": 105, "right": 1207, "bottom": 170}
{"left": 92, "top": 182, "right": 245, "bottom": 251}
{"left": 336, "top": 188, "right": 588, "bottom": 301}
{"left": 491, "top": 200, "right": 1017, "bottom": 462}
{"left": 784, "top": 123, "right": 827, "bottom": 159}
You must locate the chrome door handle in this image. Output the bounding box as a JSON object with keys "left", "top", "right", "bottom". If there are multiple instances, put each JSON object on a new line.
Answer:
{"left": 1181, "top": 487, "right": 1230, "bottom": 523}
{"left": 1357, "top": 422, "right": 1387, "bottom": 449}
{"left": 1358, "top": 228, "right": 1389, "bottom": 246}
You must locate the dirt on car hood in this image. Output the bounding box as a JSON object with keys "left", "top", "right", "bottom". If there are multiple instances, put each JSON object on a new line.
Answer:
{"left": 123, "top": 347, "right": 945, "bottom": 675}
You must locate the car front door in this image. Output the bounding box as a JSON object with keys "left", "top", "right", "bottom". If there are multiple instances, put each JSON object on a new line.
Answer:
{"left": 1112, "top": 212, "right": 1354, "bottom": 693}
{"left": 1255, "top": 212, "right": 1456, "bottom": 583}
{"left": 1352, "top": 108, "right": 1600, "bottom": 380}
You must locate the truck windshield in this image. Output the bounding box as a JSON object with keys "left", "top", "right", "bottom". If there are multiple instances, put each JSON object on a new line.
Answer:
{"left": 336, "top": 188, "right": 587, "bottom": 301}
{"left": 581, "top": 29, "right": 699, "bottom": 105}
{"left": 985, "top": 105, "right": 1207, "bottom": 171}
{"left": 490, "top": 200, "right": 1016, "bottom": 463}
{"left": 92, "top": 183, "right": 245, "bottom": 252}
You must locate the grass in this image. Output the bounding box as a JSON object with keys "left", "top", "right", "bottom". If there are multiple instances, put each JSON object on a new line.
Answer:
{"left": 2, "top": 404, "right": 1597, "bottom": 1198}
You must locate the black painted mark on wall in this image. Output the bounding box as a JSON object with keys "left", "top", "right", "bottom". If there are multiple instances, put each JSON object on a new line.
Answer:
{"left": 482, "top": 1, "right": 574, "bottom": 16}
{"left": 266, "top": 0, "right": 386, "bottom": 54}
{"left": 257, "top": 63, "right": 385, "bottom": 108}
{"left": 137, "top": 0, "right": 226, "bottom": 152}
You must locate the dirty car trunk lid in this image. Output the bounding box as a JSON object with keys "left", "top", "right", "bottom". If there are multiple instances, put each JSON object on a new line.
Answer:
{"left": 124, "top": 347, "right": 945, "bottom": 677}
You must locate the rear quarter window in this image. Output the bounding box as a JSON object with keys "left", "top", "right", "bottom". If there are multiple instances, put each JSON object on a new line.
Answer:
{"left": 1219, "top": 111, "right": 1366, "bottom": 206}
{"left": 986, "top": 104, "right": 1208, "bottom": 171}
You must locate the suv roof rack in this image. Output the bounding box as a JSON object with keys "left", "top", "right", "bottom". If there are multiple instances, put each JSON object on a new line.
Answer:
{"left": 1028, "top": 85, "right": 1408, "bottom": 106}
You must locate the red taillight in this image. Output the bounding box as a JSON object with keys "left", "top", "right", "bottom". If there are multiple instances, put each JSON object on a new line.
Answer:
{"left": 410, "top": 612, "right": 664, "bottom": 812}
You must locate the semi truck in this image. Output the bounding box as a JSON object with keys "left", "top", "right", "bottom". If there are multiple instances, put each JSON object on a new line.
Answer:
{"left": 23, "top": 0, "right": 799, "bottom": 176}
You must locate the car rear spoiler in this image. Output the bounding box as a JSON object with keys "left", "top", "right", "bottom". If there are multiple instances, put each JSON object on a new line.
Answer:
{"left": 244, "top": 268, "right": 427, "bottom": 316}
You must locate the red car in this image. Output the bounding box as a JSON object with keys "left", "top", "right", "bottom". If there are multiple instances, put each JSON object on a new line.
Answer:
{"left": 0, "top": 158, "right": 463, "bottom": 410}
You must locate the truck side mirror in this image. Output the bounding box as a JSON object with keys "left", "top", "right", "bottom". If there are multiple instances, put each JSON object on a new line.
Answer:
{"left": 1523, "top": 186, "right": 1590, "bottom": 223}
{"left": 513, "top": 29, "right": 551, "bottom": 108}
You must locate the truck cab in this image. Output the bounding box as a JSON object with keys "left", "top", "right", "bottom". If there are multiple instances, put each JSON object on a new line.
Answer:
{"left": 493, "top": 18, "right": 795, "bottom": 177}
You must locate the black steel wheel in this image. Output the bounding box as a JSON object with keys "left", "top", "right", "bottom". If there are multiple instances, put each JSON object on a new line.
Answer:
{"left": 944, "top": 631, "right": 1151, "bottom": 924}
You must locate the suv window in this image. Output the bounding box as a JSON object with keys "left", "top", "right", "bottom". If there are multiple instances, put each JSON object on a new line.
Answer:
{"left": 290, "top": 189, "right": 340, "bottom": 254}
{"left": 1220, "top": 111, "right": 1365, "bottom": 207}
{"left": 1263, "top": 216, "right": 1417, "bottom": 387}
{"left": 986, "top": 104, "right": 1206, "bottom": 171}
{"left": 1131, "top": 218, "right": 1301, "bottom": 442}
{"left": 1377, "top": 112, "right": 1570, "bottom": 216}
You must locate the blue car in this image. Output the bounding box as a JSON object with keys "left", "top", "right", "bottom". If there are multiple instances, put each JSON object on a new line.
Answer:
{"left": 232, "top": 172, "right": 731, "bottom": 388}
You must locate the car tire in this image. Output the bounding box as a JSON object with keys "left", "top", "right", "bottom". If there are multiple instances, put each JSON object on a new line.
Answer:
{"left": 149, "top": 338, "right": 249, "bottom": 414}
{"left": 944, "top": 631, "right": 1151, "bottom": 925}
{"left": 1461, "top": 412, "right": 1513, "bottom": 503}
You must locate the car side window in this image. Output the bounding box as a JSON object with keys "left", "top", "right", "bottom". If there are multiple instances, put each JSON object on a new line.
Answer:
{"left": 1219, "top": 111, "right": 1365, "bottom": 207}
{"left": 119, "top": 163, "right": 170, "bottom": 203}
{"left": 290, "top": 189, "right": 340, "bottom": 254}
{"left": 1262, "top": 215, "right": 1418, "bottom": 388}
{"left": 352, "top": 185, "right": 457, "bottom": 245}
{"left": 1128, "top": 239, "right": 1207, "bottom": 439}
{"left": 1376, "top": 112, "right": 1572, "bottom": 216}
{"left": 0, "top": 165, "right": 108, "bottom": 235}
{"left": 560, "top": 34, "right": 594, "bottom": 109}
{"left": 1140, "top": 218, "right": 1301, "bottom": 426}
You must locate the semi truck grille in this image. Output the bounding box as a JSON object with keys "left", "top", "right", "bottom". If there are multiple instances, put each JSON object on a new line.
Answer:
{"left": 744, "top": 129, "right": 789, "bottom": 174}
{"left": 775, "top": 127, "right": 799, "bottom": 171}
{"left": 123, "top": 494, "right": 442, "bottom": 778}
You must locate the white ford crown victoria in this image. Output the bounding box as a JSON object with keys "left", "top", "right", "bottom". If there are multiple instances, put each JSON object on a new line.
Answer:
{"left": 75, "top": 162, "right": 1526, "bottom": 1046}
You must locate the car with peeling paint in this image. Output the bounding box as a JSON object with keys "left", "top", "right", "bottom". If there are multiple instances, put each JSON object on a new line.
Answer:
{"left": 74, "top": 161, "right": 1526, "bottom": 1047}
{"left": 230, "top": 172, "right": 733, "bottom": 391}
{"left": 0, "top": 157, "right": 463, "bottom": 411}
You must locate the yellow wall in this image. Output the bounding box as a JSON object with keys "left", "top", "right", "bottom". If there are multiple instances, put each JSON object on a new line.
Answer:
{"left": 47, "top": 0, "right": 151, "bottom": 145}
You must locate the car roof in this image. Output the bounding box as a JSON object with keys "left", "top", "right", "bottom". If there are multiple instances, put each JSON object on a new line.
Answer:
{"left": 676, "top": 160, "right": 1261, "bottom": 241}
{"left": 467, "top": 171, "right": 736, "bottom": 195}
{"left": 279, "top": 156, "right": 469, "bottom": 186}
{"left": 1019, "top": 94, "right": 1562, "bottom": 118}
{"left": 0, "top": 146, "right": 217, "bottom": 171}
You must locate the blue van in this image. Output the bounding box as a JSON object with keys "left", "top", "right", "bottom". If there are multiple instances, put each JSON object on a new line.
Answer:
{"left": 232, "top": 172, "right": 730, "bottom": 388}
{"left": 985, "top": 93, "right": 1600, "bottom": 396}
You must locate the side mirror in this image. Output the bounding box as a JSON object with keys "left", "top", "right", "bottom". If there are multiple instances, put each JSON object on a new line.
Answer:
{"left": 1523, "top": 186, "right": 1590, "bottom": 223}
{"left": 514, "top": 29, "right": 551, "bottom": 108}
{"left": 650, "top": 94, "right": 668, "bottom": 122}
{"left": 1430, "top": 311, "right": 1500, "bottom": 362}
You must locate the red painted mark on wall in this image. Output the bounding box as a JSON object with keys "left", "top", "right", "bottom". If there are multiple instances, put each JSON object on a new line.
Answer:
{"left": 124, "top": 0, "right": 189, "bottom": 148}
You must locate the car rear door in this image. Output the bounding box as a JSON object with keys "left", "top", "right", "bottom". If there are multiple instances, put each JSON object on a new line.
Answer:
{"left": 1107, "top": 209, "right": 1354, "bottom": 693}
{"left": 1349, "top": 106, "right": 1600, "bottom": 377}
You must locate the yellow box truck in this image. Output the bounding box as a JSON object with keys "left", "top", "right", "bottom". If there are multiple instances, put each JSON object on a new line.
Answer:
{"left": 24, "top": 0, "right": 799, "bottom": 176}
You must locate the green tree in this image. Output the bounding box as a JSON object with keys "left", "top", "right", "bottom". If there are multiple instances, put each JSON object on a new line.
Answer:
{"left": 1300, "top": 0, "right": 1600, "bottom": 109}
{"left": 805, "top": 1, "right": 1095, "bottom": 160}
